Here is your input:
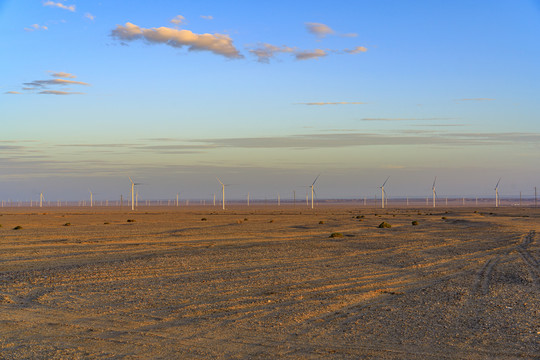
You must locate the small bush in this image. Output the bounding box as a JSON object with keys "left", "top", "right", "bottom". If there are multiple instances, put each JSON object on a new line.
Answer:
{"left": 13, "top": 226, "right": 23, "bottom": 230}
{"left": 244, "top": 218, "right": 248, "bottom": 221}
{"left": 104, "top": 222, "right": 110, "bottom": 225}
{"left": 412, "top": 221, "right": 419, "bottom": 226}
{"left": 329, "top": 232, "right": 344, "bottom": 238}
{"left": 236, "top": 219, "right": 243, "bottom": 224}
{"left": 319, "top": 220, "right": 325, "bottom": 224}
{"left": 378, "top": 222, "right": 391, "bottom": 228}
{"left": 63, "top": 223, "right": 71, "bottom": 226}
{"left": 441, "top": 217, "right": 447, "bottom": 220}
{"left": 127, "top": 219, "right": 136, "bottom": 223}
{"left": 201, "top": 218, "right": 207, "bottom": 221}
{"left": 269, "top": 219, "right": 274, "bottom": 223}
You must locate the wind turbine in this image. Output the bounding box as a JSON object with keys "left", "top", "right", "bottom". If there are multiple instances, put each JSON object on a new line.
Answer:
{"left": 128, "top": 177, "right": 141, "bottom": 211}
{"left": 432, "top": 176, "right": 437, "bottom": 208}
{"left": 216, "top": 177, "right": 229, "bottom": 210}
{"left": 380, "top": 177, "right": 389, "bottom": 209}
{"left": 309, "top": 175, "right": 320, "bottom": 209}
{"left": 89, "top": 189, "right": 93, "bottom": 207}
{"left": 494, "top": 178, "right": 501, "bottom": 207}
{"left": 40, "top": 192, "right": 44, "bottom": 208}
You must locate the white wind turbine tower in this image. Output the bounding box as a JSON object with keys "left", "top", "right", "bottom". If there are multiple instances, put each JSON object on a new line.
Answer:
{"left": 40, "top": 192, "right": 44, "bottom": 208}
{"left": 432, "top": 176, "right": 437, "bottom": 208}
{"left": 309, "top": 175, "right": 320, "bottom": 209}
{"left": 128, "top": 177, "right": 141, "bottom": 211}
{"left": 89, "top": 189, "right": 93, "bottom": 207}
{"left": 216, "top": 177, "right": 229, "bottom": 210}
{"left": 380, "top": 177, "right": 389, "bottom": 209}
{"left": 494, "top": 178, "right": 501, "bottom": 207}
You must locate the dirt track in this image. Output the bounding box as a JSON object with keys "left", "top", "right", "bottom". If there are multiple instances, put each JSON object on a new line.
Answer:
{"left": 0, "top": 206, "right": 539, "bottom": 359}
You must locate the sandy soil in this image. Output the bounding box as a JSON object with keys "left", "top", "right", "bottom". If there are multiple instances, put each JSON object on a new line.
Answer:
{"left": 0, "top": 205, "right": 539, "bottom": 359}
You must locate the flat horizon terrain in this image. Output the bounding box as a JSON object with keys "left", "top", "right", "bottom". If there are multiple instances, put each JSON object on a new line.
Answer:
{"left": 1, "top": 206, "right": 539, "bottom": 359}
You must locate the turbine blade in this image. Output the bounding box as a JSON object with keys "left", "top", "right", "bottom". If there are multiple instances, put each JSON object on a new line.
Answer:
{"left": 495, "top": 178, "right": 501, "bottom": 189}
{"left": 432, "top": 176, "right": 437, "bottom": 189}
{"left": 128, "top": 176, "right": 134, "bottom": 184}
{"left": 216, "top": 177, "right": 224, "bottom": 186}
{"left": 382, "top": 176, "right": 390, "bottom": 187}
{"left": 312, "top": 174, "right": 320, "bottom": 186}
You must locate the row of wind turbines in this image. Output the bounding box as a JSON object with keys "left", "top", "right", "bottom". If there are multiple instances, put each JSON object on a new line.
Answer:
{"left": 380, "top": 176, "right": 504, "bottom": 209}
{"left": 11, "top": 175, "right": 535, "bottom": 210}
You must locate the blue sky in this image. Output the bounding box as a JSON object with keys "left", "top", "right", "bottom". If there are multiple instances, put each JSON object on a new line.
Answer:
{"left": 1, "top": 0, "right": 540, "bottom": 201}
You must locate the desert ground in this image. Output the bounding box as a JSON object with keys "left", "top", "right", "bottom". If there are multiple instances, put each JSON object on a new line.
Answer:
{"left": 0, "top": 205, "right": 538, "bottom": 359}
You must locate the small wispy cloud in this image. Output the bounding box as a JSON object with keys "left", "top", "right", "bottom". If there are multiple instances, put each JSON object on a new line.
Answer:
{"left": 200, "top": 15, "right": 213, "bottom": 20}
{"left": 43, "top": 1, "right": 75, "bottom": 12}
{"left": 298, "top": 102, "right": 367, "bottom": 106}
{"left": 84, "top": 13, "right": 95, "bottom": 21}
{"left": 170, "top": 15, "right": 185, "bottom": 25}
{"left": 344, "top": 46, "right": 367, "bottom": 54}
{"left": 4, "top": 91, "right": 21, "bottom": 95}
{"left": 248, "top": 43, "right": 295, "bottom": 63}
{"left": 10, "top": 72, "right": 90, "bottom": 95}
{"left": 38, "top": 90, "right": 84, "bottom": 95}
{"left": 24, "top": 79, "right": 90, "bottom": 87}
{"left": 305, "top": 22, "right": 334, "bottom": 38}
{"left": 111, "top": 22, "right": 243, "bottom": 59}
{"left": 295, "top": 49, "right": 327, "bottom": 60}
{"left": 24, "top": 24, "right": 48, "bottom": 32}
{"left": 50, "top": 72, "right": 76, "bottom": 79}
{"left": 456, "top": 98, "right": 495, "bottom": 101}
{"left": 305, "top": 22, "right": 357, "bottom": 38}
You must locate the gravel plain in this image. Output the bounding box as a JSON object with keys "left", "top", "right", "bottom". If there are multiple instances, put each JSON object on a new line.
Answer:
{"left": 0, "top": 205, "right": 539, "bottom": 359}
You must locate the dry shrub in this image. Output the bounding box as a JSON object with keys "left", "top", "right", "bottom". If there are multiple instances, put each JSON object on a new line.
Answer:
{"left": 329, "top": 232, "right": 344, "bottom": 238}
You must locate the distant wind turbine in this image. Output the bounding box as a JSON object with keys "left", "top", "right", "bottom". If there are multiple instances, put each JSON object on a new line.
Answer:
{"left": 216, "top": 177, "right": 229, "bottom": 210}
{"left": 432, "top": 176, "right": 437, "bottom": 208}
{"left": 309, "top": 175, "right": 320, "bottom": 209}
{"left": 40, "top": 192, "right": 44, "bottom": 208}
{"left": 128, "top": 177, "right": 141, "bottom": 211}
{"left": 494, "top": 178, "right": 501, "bottom": 207}
{"left": 89, "top": 189, "right": 93, "bottom": 208}
{"left": 380, "top": 177, "right": 389, "bottom": 209}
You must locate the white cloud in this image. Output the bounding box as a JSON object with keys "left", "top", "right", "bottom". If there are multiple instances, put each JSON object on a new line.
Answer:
{"left": 24, "top": 79, "right": 90, "bottom": 87}
{"left": 111, "top": 22, "right": 243, "bottom": 59}
{"left": 24, "top": 24, "right": 48, "bottom": 32}
{"left": 248, "top": 43, "right": 295, "bottom": 63}
{"left": 43, "top": 1, "right": 75, "bottom": 12}
{"left": 84, "top": 13, "right": 95, "bottom": 21}
{"left": 4, "top": 91, "right": 21, "bottom": 95}
{"left": 200, "top": 15, "right": 213, "bottom": 20}
{"left": 295, "top": 49, "right": 327, "bottom": 60}
{"left": 170, "top": 15, "right": 185, "bottom": 25}
{"left": 50, "top": 72, "right": 77, "bottom": 79}
{"left": 38, "top": 90, "right": 84, "bottom": 95}
{"left": 305, "top": 22, "right": 357, "bottom": 38}
{"left": 305, "top": 22, "right": 335, "bottom": 38}
{"left": 345, "top": 46, "right": 367, "bottom": 54}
